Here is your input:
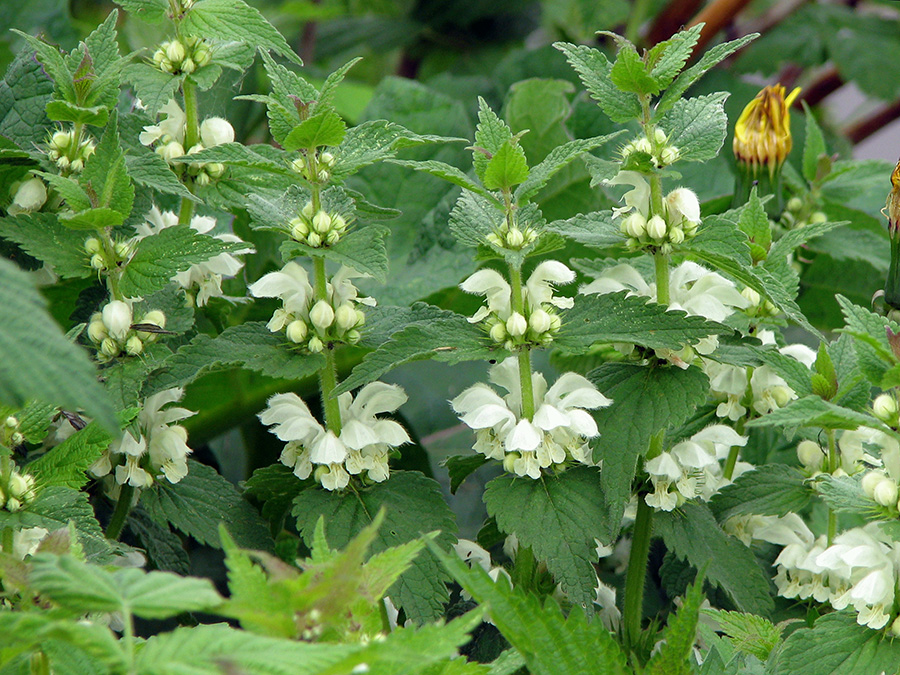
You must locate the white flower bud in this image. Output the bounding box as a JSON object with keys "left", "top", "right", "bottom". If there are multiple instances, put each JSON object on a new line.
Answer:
{"left": 741, "top": 287, "right": 761, "bottom": 306}
{"left": 654, "top": 128, "right": 668, "bottom": 144}
{"left": 345, "top": 329, "right": 361, "bottom": 344}
{"left": 308, "top": 336, "right": 324, "bottom": 353}
{"left": 10, "top": 177, "right": 47, "bottom": 214}
{"left": 10, "top": 432, "right": 23, "bottom": 446}
{"left": 194, "top": 43, "right": 211, "bottom": 67}
{"left": 84, "top": 237, "right": 102, "bottom": 255}
{"left": 325, "top": 230, "right": 340, "bottom": 245}
{"left": 290, "top": 158, "right": 306, "bottom": 174}
{"left": 506, "top": 312, "right": 527, "bottom": 337}
{"left": 50, "top": 130, "right": 70, "bottom": 151}
{"left": 165, "top": 40, "right": 186, "bottom": 64}
{"left": 810, "top": 211, "right": 827, "bottom": 224}
{"left": 141, "top": 310, "right": 166, "bottom": 328}
{"left": 549, "top": 314, "right": 561, "bottom": 331}
{"left": 317, "top": 169, "right": 329, "bottom": 182}
{"left": 286, "top": 320, "right": 308, "bottom": 343}
{"left": 646, "top": 215, "right": 667, "bottom": 241}
{"left": 320, "top": 151, "right": 335, "bottom": 166}
{"left": 114, "top": 241, "right": 132, "bottom": 260}
{"left": 102, "top": 300, "right": 132, "bottom": 340}
{"left": 290, "top": 217, "right": 309, "bottom": 240}
{"left": 668, "top": 227, "right": 684, "bottom": 244}
{"left": 56, "top": 155, "right": 70, "bottom": 170}
{"left": 301, "top": 201, "right": 315, "bottom": 219}
{"left": 8, "top": 473, "right": 29, "bottom": 499}
{"left": 309, "top": 300, "right": 335, "bottom": 331}
{"left": 796, "top": 440, "right": 823, "bottom": 471}
{"left": 307, "top": 232, "right": 322, "bottom": 247}
{"left": 873, "top": 394, "right": 898, "bottom": 423}
{"left": 786, "top": 197, "right": 803, "bottom": 212}
{"left": 862, "top": 471, "right": 887, "bottom": 499}
{"left": 354, "top": 309, "right": 366, "bottom": 327}
{"left": 159, "top": 141, "right": 185, "bottom": 161}
{"left": 772, "top": 386, "right": 793, "bottom": 408}
{"left": 5, "top": 416, "right": 18, "bottom": 429}
{"left": 892, "top": 616, "right": 900, "bottom": 637}
{"left": 200, "top": 117, "right": 234, "bottom": 147}
{"left": 502, "top": 452, "right": 519, "bottom": 473}
{"left": 125, "top": 336, "right": 143, "bottom": 356}
{"left": 335, "top": 303, "right": 357, "bottom": 331}
{"left": 506, "top": 228, "right": 525, "bottom": 248}
{"left": 529, "top": 308, "right": 552, "bottom": 334}
{"left": 659, "top": 145, "right": 679, "bottom": 165}
{"left": 623, "top": 212, "right": 646, "bottom": 238}
{"left": 312, "top": 211, "right": 331, "bottom": 234}
{"left": 69, "top": 158, "right": 84, "bottom": 173}
{"left": 88, "top": 319, "right": 107, "bottom": 343}
{"left": 489, "top": 321, "right": 506, "bottom": 342}
{"left": 205, "top": 163, "right": 225, "bottom": 178}
{"left": 874, "top": 479, "right": 899, "bottom": 508}
{"left": 633, "top": 138, "right": 652, "bottom": 155}
{"left": 332, "top": 214, "right": 347, "bottom": 232}
{"left": 6, "top": 498, "right": 21, "bottom": 512}
{"left": 100, "top": 338, "right": 119, "bottom": 358}
{"left": 180, "top": 57, "right": 196, "bottom": 74}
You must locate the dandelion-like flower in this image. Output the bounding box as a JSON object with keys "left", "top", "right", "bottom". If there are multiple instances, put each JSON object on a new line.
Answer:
{"left": 451, "top": 357, "right": 611, "bottom": 479}
{"left": 733, "top": 84, "right": 800, "bottom": 177}
{"left": 259, "top": 382, "right": 410, "bottom": 490}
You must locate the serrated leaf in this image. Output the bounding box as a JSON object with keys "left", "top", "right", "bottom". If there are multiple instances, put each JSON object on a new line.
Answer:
{"left": 660, "top": 93, "right": 729, "bottom": 163}
{"left": 483, "top": 140, "right": 529, "bottom": 191}
{"left": 334, "top": 313, "right": 500, "bottom": 395}
{"left": 0, "top": 259, "right": 117, "bottom": 431}
{"left": 484, "top": 467, "right": 612, "bottom": 615}
{"left": 815, "top": 474, "right": 877, "bottom": 516}
{"left": 802, "top": 103, "right": 827, "bottom": 184}
{"left": 654, "top": 33, "right": 758, "bottom": 118}
{"left": 589, "top": 363, "right": 709, "bottom": 541}
{"left": 737, "top": 188, "right": 771, "bottom": 254}
{"left": 557, "top": 290, "right": 733, "bottom": 353}
{"left": 0, "top": 612, "right": 123, "bottom": 672}
{"left": 771, "top": 611, "right": 900, "bottom": 675}
{"left": 473, "top": 97, "right": 512, "bottom": 180}
{"left": 282, "top": 110, "right": 347, "bottom": 151}
{"left": 292, "top": 471, "right": 458, "bottom": 623}
{"left": 745, "top": 395, "right": 881, "bottom": 431}
{"left": 27, "top": 421, "right": 112, "bottom": 490}
{"left": 80, "top": 113, "right": 133, "bottom": 216}
{"left": 183, "top": 0, "right": 301, "bottom": 64}
{"left": 119, "top": 224, "right": 249, "bottom": 297}
{"left": 281, "top": 225, "right": 390, "bottom": 282}
{"left": 59, "top": 206, "right": 126, "bottom": 230}
{"left": 0, "top": 213, "right": 91, "bottom": 278}
{"left": 704, "top": 609, "right": 782, "bottom": 661}
{"left": 123, "top": 63, "right": 180, "bottom": 117}
{"left": 146, "top": 322, "right": 324, "bottom": 393}
{"left": 0, "top": 51, "right": 55, "bottom": 148}
{"left": 316, "top": 57, "right": 361, "bottom": 112}
{"left": 244, "top": 463, "right": 309, "bottom": 534}
{"left": 655, "top": 502, "right": 773, "bottom": 616}
{"left": 443, "top": 454, "right": 489, "bottom": 495}
{"left": 545, "top": 211, "right": 622, "bottom": 249}
{"left": 29, "top": 553, "right": 222, "bottom": 618}
{"left": 648, "top": 24, "right": 703, "bottom": 89}
{"left": 125, "top": 152, "right": 197, "bottom": 200}
{"left": 11, "top": 32, "right": 76, "bottom": 103}
{"left": 45, "top": 100, "right": 109, "bottom": 127}
{"left": 753, "top": 347, "right": 813, "bottom": 397}
{"left": 710, "top": 464, "right": 812, "bottom": 522}
{"left": 434, "top": 548, "right": 631, "bottom": 675}
{"left": 127, "top": 508, "right": 191, "bottom": 575}
{"left": 140, "top": 459, "right": 274, "bottom": 551}
{"left": 168, "top": 141, "right": 292, "bottom": 176}
{"left": 114, "top": 0, "right": 169, "bottom": 24}
{"left": 389, "top": 159, "right": 495, "bottom": 202}
{"left": 554, "top": 42, "right": 641, "bottom": 123}
{"left": 610, "top": 43, "right": 659, "bottom": 96}
{"left": 765, "top": 219, "right": 843, "bottom": 284}
{"left": 646, "top": 575, "right": 705, "bottom": 675}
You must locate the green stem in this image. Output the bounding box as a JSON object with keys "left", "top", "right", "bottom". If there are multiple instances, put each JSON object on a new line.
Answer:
{"left": 320, "top": 349, "right": 342, "bottom": 435}
{"left": 654, "top": 251, "right": 670, "bottom": 305}
{"left": 105, "top": 484, "right": 135, "bottom": 540}
{"left": 723, "top": 418, "right": 746, "bottom": 481}
{"left": 624, "top": 0, "right": 653, "bottom": 44}
{"left": 177, "top": 194, "right": 195, "bottom": 227}
{"left": 122, "top": 609, "right": 136, "bottom": 675}
{"left": 826, "top": 429, "right": 838, "bottom": 544}
{"left": 313, "top": 256, "right": 328, "bottom": 302}
{"left": 30, "top": 653, "right": 50, "bottom": 675}
{"left": 508, "top": 262, "right": 535, "bottom": 419}
{"left": 1, "top": 527, "right": 13, "bottom": 556}
{"left": 179, "top": 78, "right": 199, "bottom": 226}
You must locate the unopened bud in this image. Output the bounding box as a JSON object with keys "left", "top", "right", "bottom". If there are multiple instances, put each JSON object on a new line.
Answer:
{"left": 742, "top": 287, "right": 761, "bottom": 306}
{"left": 69, "top": 158, "right": 84, "bottom": 173}
{"left": 345, "top": 329, "right": 361, "bottom": 344}
{"left": 205, "top": 162, "right": 225, "bottom": 178}
{"left": 332, "top": 214, "right": 347, "bottom": 232}
{"left": 668, "top": 227, "right": 684, "bottom": 244}
{"left": 489, "top": 321, "right": 506, "bottom": 342}
{"left": 529, "top": 308, "right": 552, "bottom": 334}
{"left": 286, "top": 319, "right": 308, "bottom": 343}
{"left": 506, "top": 228, "right": 525, "bottom": 248}
{"left": 87, "top": 319, "right": 107, "bottom": 343}
{"left": 307, "top": 232, "right": 322, "bottom": 247}
{"left": 312, "top": 211, "right": 331, "bottom": 234}
{"left": 125, "top": 335, "right": 143, "bottom": 356}
{"left": 506, "top": 312, "right": 527, "bottom": 337}
{"left": 159, "top": 141, "right": 185, "bottom": 161}
{"left": 180, "top": 57, "right": 195, "bottom": 74}
{"left": 309, "top": 300, "right": 335, "bottom": 330}
{"left": 786, "top": 197, "right": 803, "bottom": 212}
{"left": 502, "top": 452, "right": 519, "bottom": 474}
{"left": 324, "top": 230, "right": 340, "bottom": 246}
{"left": 4, "top": 416, "right": 18, "bottom": 429}
{"left": 623, "top": 212, "right": 646, "bottom": 238}
{"left": 308, "top": 336, "right": 324, "bottom": 353}
{"left": 8, "top": 473, "right": 29, "bottom": 499}
{"left": 796, "top": 440, "right": 823, "bottom": 472}
{"left": 290, "top": 217, "right": 309, "bottom": 239}
{"left": 317, "top": 169, "right": 329, "bottom": 182}
{"left": 165, "top": 40, "right": 186, "bottom": 63}
{"left": 141, "top": 310, "right": 166, "bottom": 328}
{"left": 10, "top": 432, "right": 23, "bottom": 446}
{"left": 810, "top": 211, "right": 827, "bottom": 224}
{"left": 874, "top": 479, "right": 899, "bottom": 507}
{"left": 892, "top": 616, "right": 900, "bottom": 637}
{"left": 6, "top": 498, "right": 21, "bottom": 512}
{"left": 50, "top": 130, "right": 70, "bottom": 151}
{"left": 862, "top": 471, "right": 887, "bottom": 499}
{"left": 646, "top": 215, "right": 667, "bottom": 241}
{"left": 873, "top": 394, "right": 898, "bottom": 424}
{"left": 114, "top": 241, "right": 131, "bottom": 259}
{"left": 200, "top": 117, "right": 234, "bottom": 147}
{"left": 658, "top": 145, "right": 679, "bottom": 165}
{"left": 100, "top": 338, "right": 119, "bottom": 358}
{"left": 102, "top": 300, "right": 132, "bottom": 340}
{"left": 84, "top": 237, "right": 102, "bottom": 255}
{"left": 10, "top": 177, "right": 47, "bottom": 214}
{"left": 194, "top": 44, "right": 211, "bottom": 67}
{"left": 334, "top": 304, "right": 357, "bottom": 331}
{"left": 301, "top": 201, "right": 315, "bottom": 219}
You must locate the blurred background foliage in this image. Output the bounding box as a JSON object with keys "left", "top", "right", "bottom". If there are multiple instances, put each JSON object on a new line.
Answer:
{"left": 6, "top": 0, "right": 900, "bottom": 539}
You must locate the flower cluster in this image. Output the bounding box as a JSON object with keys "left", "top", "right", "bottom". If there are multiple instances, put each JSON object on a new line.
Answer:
{"left": 289, "top": 200, "right": 349, "bottom": 248}
{"left": 134, "top": 206, "right": 252, "bottom": 306}
{"left": 485, "top": 215, "right": 539, "bottom": 251}
{"left": 140, "top": 100, "right": 233, "bottom": 184}
{"left": 91, "top": 388, "right": 195, "bottom": 487}
{"left": 606, "top": 171, "right": 700, "bottom": 252}
{"left": 87, "top": 300, "right": 167, "bottom": 362}
{"left": 2, "top": 415, "right": 24, "bottom": 449}
{"left": 1, "top": 463, "right": 37, "bottom": 512}
{"left": 620, "top": 128, "right": 679, "bottom": 167}
{"left": 461, "top": 261, "right": 574, "bottom": 350}
{"left": 581, "top": 260, "right": 749, "bottom": 365}
{"left": 250, "top": 262, "right": 371, "bottom": 351}
{"left": 259, "top": 383, "right": 410, "bottom": 490}
{"left": 151, "top": 35, "right": 211, "bottom": 75}
{"left": 291, "top": 150, "right": 337, "bottom": 185}
{"left": 644, "top": 425, "right": 749, "bottom": 511}
{"left": 451, "top": 357, "right": 611, "bottom": 479}
{"left": 8, "top": 176, "right": 48, "bottom": 215}
{"left": 46, "top": 128, "right": 96, "bottom": 174}
{"left": 84, "top": 235, "right": 133, "bottom": 274}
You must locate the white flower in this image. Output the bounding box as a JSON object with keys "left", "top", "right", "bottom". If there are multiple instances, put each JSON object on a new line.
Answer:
{"left": 139, "top": 99, "right": 186, "bottom": 147}
{"left": 460, "top": 261, "right": 573, "bottom": 324}
{"left": 199, "top": 117, "right": 234, "bottom": 147}
{"left": 451, "top": 357, "right": 611, "bottom": 478}
{"left": 9, "top": 177, "right": 47, "bottom": 215}
{"left": 259, "top": 382, "right": 409, "bottom": 489}
{"left": 703, "top": 361, "right": 748, "bottom": 421}
{"left": 12, "top": 527, "right": 48, "bottom": 560}
{"left": 102, "top": 301, "right": 133, "bottom": 341}
{"left": 839, "top": 427, "right": 898, "bottom": 476}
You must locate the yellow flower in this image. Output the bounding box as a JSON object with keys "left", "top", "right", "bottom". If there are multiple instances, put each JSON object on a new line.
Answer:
{"left": 733, "top": 84, "right": 801, "bottom": 176}
{"left": 887, "top": 158, "right": 900, "bottom": 235}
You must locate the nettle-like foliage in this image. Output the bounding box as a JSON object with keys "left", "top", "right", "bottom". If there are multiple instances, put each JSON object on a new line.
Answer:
{"left": 2, "top": 1, "right": 900, "bottom": 673}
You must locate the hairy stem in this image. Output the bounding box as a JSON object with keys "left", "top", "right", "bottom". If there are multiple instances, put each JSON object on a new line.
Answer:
{"left": 313, "top": 256, "right": 342, "bottom": 434}
{"left": 179, "top": 78, "right": 199, "bottom": 225}
{"left": 654, "top": 250, "right": 670, "bottom": 305}
{"left": 508, "top": 262, "right": 535, "bottom": 419}
{"left": 826, "top": 428, "right": 838, "bottom": 544}
{"left": 722, "top": 418, "right": 746, "bottom": 480}
{"left": 105, "top": 483, "right": 135, "bottom": 540}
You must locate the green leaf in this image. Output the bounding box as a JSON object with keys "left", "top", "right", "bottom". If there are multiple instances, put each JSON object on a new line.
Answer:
{"left": 646, "top": 575, "right": 705, "bottom": 675}
{"left": 140, "top": 459, "right": 274, "bottom": 550}
{"left": 771, "top": 611, "right": 900, "bottom": 675}
{"left": 45, "top": 100, "right": 108, "bottom": 127}
{"left": 38, "top": 171, "right": 92, "bottom": 212}
{"left": 280, "top": 225, "right": 390, "bottom": 282}
{"left": 317, "top": 57, "right": 362, "bottom": 112}
{"left": 654, "top": 33, "right": 759, "bottom": 118}
{"left": 802, "top": 103, "right": 827, "bottom": 184}
{"left": 58, "top": 207, "right": 127, "bottom": 230}
{"left": 292, "top": 471, "right": 458, "bottom": 623}
{"left": 183, "top": 0, "right": 301, "bottom": 64}
{"left": 647, "top": 24, "right": 703, "bottom": 89}
{"left": 0, "top": 259, "right": 117, "bottom": 432}
{"left": 554, "top": 42, "right": 641, "bottom": 123}
{"left": 736, "top": 188, "right": 771, "bottom": 255}
{"left": 29, "top": 553, "right": 222, "bottom": 619}
{"left": 514, "top": 133, "right": 624, "bottom": 204}
{"left": 123, "top": 63, "right": 180, "bottom": 117}
{"left": 435, "top": 548, "right": 631, "bottom": 675}
{"left": 27, "top": 421, "right": 112, "bottom": 490}
{"left": 589, "top": 363, "right": 709, "bottom": 541}
{"left": 282, "top": 110, "right": 347, "bottom": 151}
{"left": 125, "top": 152, "right": 197, "bottom": 200}
{"left": 120, "top": 224, "right": 250, "bottom": 297}
{"left": 0, "top": 613, "right": 123, "bottom": 672}
{"left": 244, "top": 463, "right": 309, "bottom": 534}
{"left": 609, "top": 43, "right": 660, "bottom": 96}
{"left": 146, "top": 322, "right": 324, "bottom": 393}
{"left": 334, "top": 314, "right": 501, "bottom": 395}
{"left": 483, "top": 140, "right": 529, "bottom": 191}
{"left": 0, "top": 51, "right": 55, "bottom": 148}
{"left": 837, "top": 294, "right": 898, "bottom": 363}
{"left": 0, "top": 214, "right": 91, "bottom": 278}
{"left": 815, "top": 474, "right": 877, "bottom": 516}
{"left": 389, "top": 159, "right": 495, "bottom": 202}
{"left": 557, "top": 290, "right": 733, "bottom": 353}
{"left": 703, "top": 609, "right": 782, "bottom": 661}
{"left": 443, "top": 454, "right": 489, "bottom": 495}
{"left": 765, "top": 219, "right": 843, "bottom": 284}
{"left": 709, "top": 464, "right": 812, "bottom": 522}
{"left": 753, "top": 347, "right": 813, "bottom": 397}
{"left": 80, "top": 113, "right": 133, "bottom": 217}
{"left": 168, "top": 141, "right": 292, "bottom": 177}
{"left": 473, "top": 97, "right": 512, "bottom": 181}
{"left": 659, "top": 93, "right": 729, "bottom": 163}
{"left": 127, "top": 508, "right": 191, "bottom": 575}
{"left": 745, "top": 395, "right": 881, "bottom": 431}
{"left": 11, "top": 32, "right": 75, "bottom": 103}
{"left": 484, "top": 467, "right": 612, "bottom": 615}
{"left": 546, "top": 211, "right": 622, "bottom": 249}
{"left": 114, "top": 0, "right": 169, "bottom": 23}
{"left": 655, "top": 502, "right": 774, "bottom": 616}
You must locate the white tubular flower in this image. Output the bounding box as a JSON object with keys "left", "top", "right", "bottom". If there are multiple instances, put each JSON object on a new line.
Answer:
{"left": 12, "top": 527, "right": 49, "bottom": 560}
{"left": 524, "top": 261, "right": 576, "bottom": 310}
{"left": 259, "top": 382, "right": 409, "bottom": 489}
{"left": 839, "top": 426, "right": 900, "bottom": 477}
{"left": 102, "top": 301, "right": 133, "bottom": 341}
{"left": 665, "top": 188, "right": 700, "bottom": 224}
{"left": 451, "top": 357, "right": 611, "bottom": 479}
{"left": 9, "top": 177, "right": 48, "bottom": 215}
{"left": 606, "top": 171, "right": 651, "bottom": 218}
{"left": 460, "top": 269, "right": 511, "bottom": 323}
{"left": 249, "top": 261, "right": 315, "bottom": 330}
{"left": 139, "top": 99, "right": 186, "bottom": 147}
{"left": 199, "top": 117, "right": 234, "bottom": 147}
{"left": 749, "top": 343, "right": 815, "bottom": 416}
{"left": 703, "top": 361, "right": 748, "bottom": 421}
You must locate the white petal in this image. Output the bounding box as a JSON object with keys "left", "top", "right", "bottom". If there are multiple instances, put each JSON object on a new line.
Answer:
{"left": 504, "top": 419, "right": 542, "bottom": 452}
{"left": 532, "top": 403, "right": 571, "bottom": 431}
{"left": 310, "top": 431, "right": 348, "bottom": 464}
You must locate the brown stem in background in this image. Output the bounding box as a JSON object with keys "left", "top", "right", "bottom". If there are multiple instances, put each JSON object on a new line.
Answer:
{"left": 844, "top": 99, "right": 900, "bottom": 144}
{"left": 799, "top": 66, "right": 843, "bottom": 107}
{"left": 298, "top": 0, "right": 321, "bottom": 64}
{"left": 647, "top": 0, "right": 704, "bottom": 44}
{"left": 741, "top": 0, "right": 810, "bottom": 37}
{"left": 687, "top": 0, "right": 755, "bottom": 53}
